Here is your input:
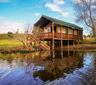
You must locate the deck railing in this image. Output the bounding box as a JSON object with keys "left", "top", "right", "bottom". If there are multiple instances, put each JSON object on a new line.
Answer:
{"left": 40, "top": 32, "right": 82, "bottom": 40}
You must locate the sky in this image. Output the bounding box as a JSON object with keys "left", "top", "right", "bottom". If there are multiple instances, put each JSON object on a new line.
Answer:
{"left": 0, "top": 0, "right": 90, "bottom": 35}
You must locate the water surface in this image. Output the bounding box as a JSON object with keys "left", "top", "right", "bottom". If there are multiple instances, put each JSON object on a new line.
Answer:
{"left": 0, "top": 50, "right": 96, "bottom": 85}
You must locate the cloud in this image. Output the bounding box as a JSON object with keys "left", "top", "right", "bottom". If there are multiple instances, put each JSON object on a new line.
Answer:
{"left": 75, "top": 0, "right": 96, "bottom": 3}
{"left": 45, "top": 0, "right": 69, "bottom": 17}
{"left": 92, "top": 5, "right": 96, "bottom": 8}
{"left": 45, "top": 3, "right": 61, "bottom": 12}
{"left": 0, "top": 0, "right": 10, "bottom": 2}
{"left": 34, "top": 13, "right": 41, "bottom": 16}
{"left": 53, "top": 0, "right": 65, "bottom": 5}
{"left": 0, "top": 17, "right": 24, "bottom": 33}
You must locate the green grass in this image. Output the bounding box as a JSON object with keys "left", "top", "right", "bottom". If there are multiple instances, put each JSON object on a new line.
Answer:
{"left": 83, "top": 37, "right": 96, "bottom": 44}
{"left": 0, "top": 39, "right": 23, "bottom": 47}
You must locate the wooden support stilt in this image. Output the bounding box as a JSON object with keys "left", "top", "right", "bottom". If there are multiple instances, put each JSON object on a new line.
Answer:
{"left": 52, "top": 50, "right": 55, "bottom": 59}
{"left": 52, "top": 39, "right": 54, "bottom": 50}
{"left": 68, "top": 40, "right": 69, "bottom": 49}
{"left": 61, "top": 40, "right": 63, "bottom": 49}
{"left": 68, "top": 49, "right": 70, "bottom": 57}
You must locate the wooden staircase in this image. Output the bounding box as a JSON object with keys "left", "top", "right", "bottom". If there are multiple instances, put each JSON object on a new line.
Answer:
{"left": 40, "top": 41, "right": 50, "bottom": 50}
{"left": 29, "top": 34, "right": 50, "bottom": 50}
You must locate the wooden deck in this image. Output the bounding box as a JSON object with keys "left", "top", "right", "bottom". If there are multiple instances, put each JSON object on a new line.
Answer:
{"left": 39, "top": 32, "right": 83, "bottom": 40}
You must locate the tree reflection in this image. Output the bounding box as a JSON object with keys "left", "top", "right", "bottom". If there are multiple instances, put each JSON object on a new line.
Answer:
{"left": 0, "top": 51, "right": 96, "bottom": 84}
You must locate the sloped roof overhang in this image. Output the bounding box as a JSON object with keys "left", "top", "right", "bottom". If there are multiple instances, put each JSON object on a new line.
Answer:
{"left": 34, "top": 15, "right": 83, "bottom": 30}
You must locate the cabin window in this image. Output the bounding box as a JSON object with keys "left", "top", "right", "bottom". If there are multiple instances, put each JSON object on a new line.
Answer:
{"left": 51, "top": 26, "right": 56, "bottom": 32}
{"left": 57, "top": 26, "right": 60, "bottom": 33}
{"left": 47, "top": 28, "right": 50, "bottom": 32}
{"left": 74, "top": 30, "right": 77, "bottom": 35}
{"left": 69, "top": 29, "right": 73, "bottom": 34}
{"left": 79, "top": 30, "right": 83, "bottom": 36}
{"left": 65, "top": 28, "right": 68, "bottom": 34}
{"left": 62, "top": 27, "right": 66, "bottom": 33}
{"left": 54, "top": 26, "right": 56, "bottom": 32}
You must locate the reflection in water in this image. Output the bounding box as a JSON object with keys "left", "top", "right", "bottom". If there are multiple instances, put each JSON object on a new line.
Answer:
{"left": 0, "top": 50, "right": 96, "bottom": 85}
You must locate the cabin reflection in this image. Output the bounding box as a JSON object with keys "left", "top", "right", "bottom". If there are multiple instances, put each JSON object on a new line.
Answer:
{"left": 32, "top": 50, "right": 83, "bottom": 82}
{"left": 0, "top": 50, "right": 83, "bottom": 82}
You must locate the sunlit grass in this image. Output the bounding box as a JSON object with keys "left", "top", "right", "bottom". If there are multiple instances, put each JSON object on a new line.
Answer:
{"left": 0, "top": 39, "right": 23, "bottom": 47}
{"left": 83, "top": 37, "right": 96, "bottom": 44}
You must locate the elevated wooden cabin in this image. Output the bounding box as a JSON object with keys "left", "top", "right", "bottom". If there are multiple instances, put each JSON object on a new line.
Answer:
{"left": 34, "top": 15, "right": 83, "bottom": 49}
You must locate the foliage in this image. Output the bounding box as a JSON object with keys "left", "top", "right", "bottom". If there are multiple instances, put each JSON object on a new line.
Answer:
{"left": 74, "top": 0, "right": 96, "bottom": 37}
{"left": 14, "top": 33, "right": 27, "bottom": 47}
{"left": 7, "top": 32, "right": 13, "bottom": 39}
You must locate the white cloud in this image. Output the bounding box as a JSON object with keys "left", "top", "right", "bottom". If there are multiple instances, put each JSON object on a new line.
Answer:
{"left": 45, "top": 0, "right": 69, "bottom": 17}
{"left": 53, "top": 0, "right": 65, "bottom": 5}
{"left": 45, "top": 3, "right": 61, "bottom": 12}
{"left": 0, "top": 0, "right": 10, "bottom": 2}
{"left": 34, "top": 13, "right": 41, "bottom": 16}
{"left": 0, "top": 17, "right": 24, "bottom": 33}
{"left": 75, "top": 0, "right": 96, "bottom": 3}
{"left": 92, "top": 5, "right": 96, "bottom": 8}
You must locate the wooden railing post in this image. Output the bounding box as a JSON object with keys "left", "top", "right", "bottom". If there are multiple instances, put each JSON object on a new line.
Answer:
{"left": 78, "top": 29, "right": 79, "bottom": 45}
{"left": 68, "top": 27, "right": 69, "bottom": 49}
{"left": 56, "top": 26, "right": 57, "bottom": 33}
{"left": 52, "top": 23, "right": 54, "bottom": 38}
{"left": 60, "top": 25, "right": 62, "bottom": 39}
{"left": 68, "top": 27, "right": 69, "bottom": 39}
{"left": 78, "top": 29, "right": 79, "bottom": 39}
{"left": 50, "top": 26, "right": 51, "bottom": 37}
{"left": 61, "top": 25, "right": 63, "bottom": 49}
{"left": 52, "top": 23, "right": 54, "bottom": 50}
{"left": 43, "top": 27, "right": 45, "bottom": 38}
{"left": 73, "top": 29, "right": 75, "bottom": 46}
{"left": 73, "top": 29, "right": 74, "bottom": 39}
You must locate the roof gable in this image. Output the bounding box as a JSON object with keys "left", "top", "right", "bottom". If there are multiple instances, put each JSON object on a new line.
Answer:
{"left": 34, "top": 15, "right": 83, "bottom": 30}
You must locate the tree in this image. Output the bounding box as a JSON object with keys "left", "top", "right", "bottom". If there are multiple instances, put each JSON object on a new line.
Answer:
{"left": 74, "top": 0, "right": 96, "bottom": 37}
{"left": 24, "top": 23, "right": 33, "bottom": 46}
{"left": 7, "top": 32, "right": 13, "bottom": 39}
{"left": 14, "top": 23, "right": 33, "bottom": 47}
{"left": 14, "top": 33, "right": 26, "bottom": 47}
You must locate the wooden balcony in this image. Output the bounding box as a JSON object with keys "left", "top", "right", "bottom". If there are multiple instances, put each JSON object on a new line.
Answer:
{"left": 39, "top": 32, "right": 83, "bottom": 40}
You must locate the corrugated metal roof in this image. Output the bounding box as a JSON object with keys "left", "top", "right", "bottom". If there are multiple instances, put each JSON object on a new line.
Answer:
{"left": 42, "top": 15, "right": 83, "bottom": 30}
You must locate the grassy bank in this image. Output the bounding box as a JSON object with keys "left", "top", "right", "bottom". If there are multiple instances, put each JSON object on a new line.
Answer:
{"left": 83, "top": 37, "right": 96, "bottom": 44}
{"left": 0, "top": 39, "right": 23, "bottom": 47}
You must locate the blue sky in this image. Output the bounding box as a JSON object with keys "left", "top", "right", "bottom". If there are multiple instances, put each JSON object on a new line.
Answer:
{"left": 0, "top": 0, "right": 90, "bottom": 35}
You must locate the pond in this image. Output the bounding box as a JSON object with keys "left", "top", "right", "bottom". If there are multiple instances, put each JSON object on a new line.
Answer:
{"left": 0, "top": 50, "right": 96, "bottom": 85}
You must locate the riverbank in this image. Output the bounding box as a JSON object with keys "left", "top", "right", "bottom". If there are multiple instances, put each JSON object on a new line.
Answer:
{"left": 0, "top": 44, "right": 96, "bottom": 53}
{"left": 55, "top": 44, "right": 96, "bottom": 51}
{"left": 0, "top": 46, "right": 35, "bottom": 53}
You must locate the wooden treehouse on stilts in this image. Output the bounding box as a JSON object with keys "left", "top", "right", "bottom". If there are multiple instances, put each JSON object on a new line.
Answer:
{"left": 31, "top": 15, "right": 83, "bottom": 50}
